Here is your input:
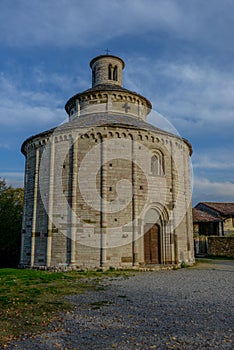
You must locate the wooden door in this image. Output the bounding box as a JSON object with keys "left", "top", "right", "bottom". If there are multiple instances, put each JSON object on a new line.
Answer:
{"left": 144, "top": 224, "right": 161, "bottom": 264}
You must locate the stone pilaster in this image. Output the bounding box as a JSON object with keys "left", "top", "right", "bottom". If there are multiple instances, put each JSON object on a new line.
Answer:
{"left": 131, "top": 135, "right": 138, "bottom": 265}
{"left": 170, "top": 140, "right": 177, "bottom": 263}
{"left": 70, "top": 137, "right": 78, "bottom": 265}
{"left": 30, "top": 147, "right": 39, "bottom": 267}
{"left": 100, "top": 135, "right": 107, "bottom": 266}
{"left": 46, "top": 138, "right": 55, "bottom": 267}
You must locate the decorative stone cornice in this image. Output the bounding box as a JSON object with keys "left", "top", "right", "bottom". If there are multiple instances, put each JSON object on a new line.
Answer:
{"left": 65, "top": 86, "right": 152, "bottom": 122}
{"left": 21, "top": 121, "right": 192, "bottom": 157}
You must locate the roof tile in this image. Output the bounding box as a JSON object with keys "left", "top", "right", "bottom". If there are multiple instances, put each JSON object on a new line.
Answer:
{"left": 198, "top": 202, "right": 234, "bottom": 216}
{"left": 192, "top": 208, "right": 222, "bottom": 222}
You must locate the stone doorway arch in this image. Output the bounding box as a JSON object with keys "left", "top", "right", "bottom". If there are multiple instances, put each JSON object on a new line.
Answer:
{"left": 142, "top": 205, "right": 170, "bottom": 265}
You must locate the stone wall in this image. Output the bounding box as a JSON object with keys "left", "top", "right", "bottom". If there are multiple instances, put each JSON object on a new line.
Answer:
{"left": 208, "top": 236, "right": 234, "bottom": 258}
{"left": 20, "top": 122, "right": 194, "bottom": 268}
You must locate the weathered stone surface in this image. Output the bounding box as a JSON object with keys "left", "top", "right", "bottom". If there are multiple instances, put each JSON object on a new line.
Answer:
{"left": 208, "top": 236, "right": 234, "bottom": 257}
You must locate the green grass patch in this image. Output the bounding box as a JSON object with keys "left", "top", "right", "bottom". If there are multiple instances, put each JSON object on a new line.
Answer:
{"left": 0, "top": 268, "right": 134, "bottom": 346}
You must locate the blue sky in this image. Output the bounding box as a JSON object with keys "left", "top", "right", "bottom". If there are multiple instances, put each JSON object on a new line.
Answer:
{"left": 0, "top": 0, "right": 234, "bottom": 205}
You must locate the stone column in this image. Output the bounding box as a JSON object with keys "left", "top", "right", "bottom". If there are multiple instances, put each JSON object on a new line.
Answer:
{"left": 109, "top": 66, "right": 114, "bottom": 80}
{"left": 100, "top": 135, "right": 107, "bottom": 266}
{"left": 166, "top": 224, "right": 172, "bottom": 264}
{"left": 30, "top": 146, "right": 39, "bottom": 267}
{"left": 46, "top": 138, "right": 55, "bottom": 267}
{"left": 131, "top": 136, "right": 138, "bottom": 265}
{"left": 170, "top": 141, "right": 177, "bottom": 263}
{"left": 106, "top": 94, "right": 113, "bottom": 112}
{"left": 183, "top": 146, "right": 192, "bottom": 260}
{"left": 219, "top": 222, "right": 223, "bottom": 236}
{"left": 76, "top": 100, "right": 80, "bottom": 117}
{"left": 70, "top": 137, "right": 78, "bottom": 265}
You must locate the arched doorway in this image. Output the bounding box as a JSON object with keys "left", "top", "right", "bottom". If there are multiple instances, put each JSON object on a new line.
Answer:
{"left": 144, "top": 223, "right": 161, "bottom": 264}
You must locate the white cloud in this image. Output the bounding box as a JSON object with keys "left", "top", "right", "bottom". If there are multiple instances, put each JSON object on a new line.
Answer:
{"left": 0, "top": 0, "right": 233, "bottom": 50}
{"left": 0, "top": 72, "right": 67, "bottom": 129}
{"left": 0, "top": 172, "right": 24, "bottom": 188}
{"left": 193, "top": 151, "right": 234, "bottom": 170}
{"left": 124, "top": 56, "right": 234, "bottom": 139}
{"left": 193, "top": 176, "right": 234, "bottom": 204}
{"left": 0, "top": 104, "right": 64, "bottom": 128}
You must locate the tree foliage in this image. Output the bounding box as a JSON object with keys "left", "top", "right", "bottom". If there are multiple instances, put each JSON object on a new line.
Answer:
{"left": 0, "top": 179, "right": 24, "bottom": 267}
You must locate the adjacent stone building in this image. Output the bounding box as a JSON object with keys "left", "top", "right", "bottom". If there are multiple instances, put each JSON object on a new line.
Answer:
{"left": 194, "top": 202, "right": 234, "bottom": 236}
{"left": 20, "top": 54, "right": 194, "bottom": 269}
{"left": 192, "top": 208, "right": 222, "bottom": 236}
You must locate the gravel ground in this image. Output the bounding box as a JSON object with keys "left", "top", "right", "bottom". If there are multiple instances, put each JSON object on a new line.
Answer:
{"left": 4, "top": 260, "right": 234, "bottom": 350}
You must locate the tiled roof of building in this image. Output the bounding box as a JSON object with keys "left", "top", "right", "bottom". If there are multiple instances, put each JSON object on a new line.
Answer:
{"left": 192, "top": 208, "right": 222, "bottom": 223}
{"left": 198, "top": 202, "right": 234, "bottom": 216}
{"left": 21, "top": 113, "right": 192, "bottom": 155}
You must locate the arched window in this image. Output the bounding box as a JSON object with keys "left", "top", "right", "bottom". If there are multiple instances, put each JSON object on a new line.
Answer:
{"left": 151, "top": 152, "right": 164, "bottom": 176}
{"left": 151, "top": 155, "right": 159, "bottom": 176}
{"left": 108, "top": 64, "right": 112, "bottom": 80}
{"left": 113, "top": 66, "right": 118, "bottom": 81}
{"left": 108, "top": 65, "right": 118, "bottom": 81}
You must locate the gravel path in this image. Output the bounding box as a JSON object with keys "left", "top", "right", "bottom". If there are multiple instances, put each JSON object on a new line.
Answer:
{"left": 4, "top": 260, "right": 234, "bottom": 350}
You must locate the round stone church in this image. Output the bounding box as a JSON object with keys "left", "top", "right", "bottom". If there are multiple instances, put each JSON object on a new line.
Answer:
{"left": 20, "top": 54, "right": 194, "bottom": 269}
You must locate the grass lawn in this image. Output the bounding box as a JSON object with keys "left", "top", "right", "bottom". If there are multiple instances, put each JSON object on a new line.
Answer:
{"left": 0, "top": 268, "right": 134, "bottom": 347}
